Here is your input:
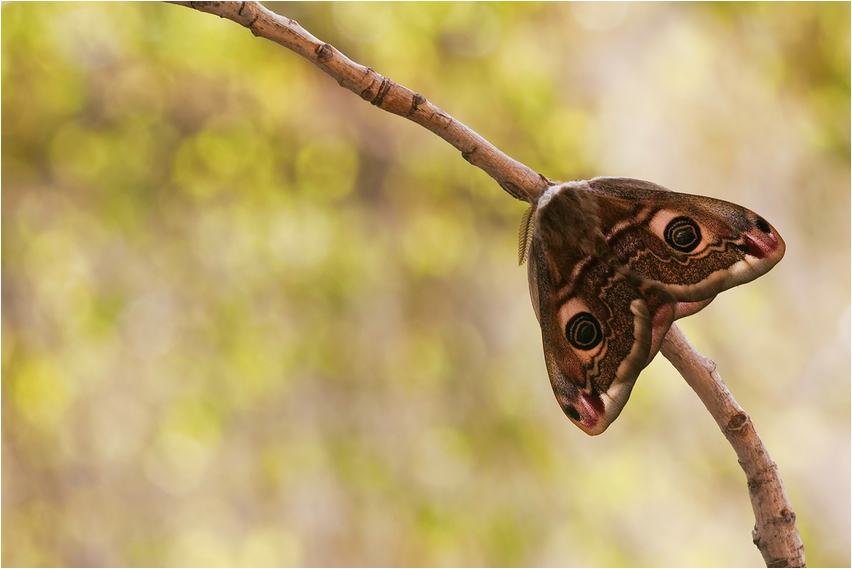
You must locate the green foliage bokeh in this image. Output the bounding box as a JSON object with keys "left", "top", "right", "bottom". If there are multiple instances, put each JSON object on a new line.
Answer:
{"left": 3, "top": 2, "right": 849, "bottom": 566}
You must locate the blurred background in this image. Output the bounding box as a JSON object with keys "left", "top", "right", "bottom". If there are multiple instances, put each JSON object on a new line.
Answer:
{"left": 2, "top": 2, "right": 849, "bottom": 566}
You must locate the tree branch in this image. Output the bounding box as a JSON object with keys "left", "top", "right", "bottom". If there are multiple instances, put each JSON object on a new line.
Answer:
{"left": 661, "top": 324, "right": 805, "bottom": 567}
{"left": 167, "top": 0, "right": 550, "bottom": 204}
{"left": 169, "top": 2, "right": 805, "bottom": 566}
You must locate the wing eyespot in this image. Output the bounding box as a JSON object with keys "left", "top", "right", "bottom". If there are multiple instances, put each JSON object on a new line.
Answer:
{"left": 566, "top": 312, "right": 603, "bottom": 350}
{"left": 664, "top": 216, "right": 701, "bottom": 252}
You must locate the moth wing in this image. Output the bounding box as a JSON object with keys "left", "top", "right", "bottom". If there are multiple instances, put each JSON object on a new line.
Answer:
{"left": 589, "top": 177, "right": 786, "bottom": 305}
{"left": 527, "top": 235, "right": 675, "bottom": 435}
{"left": 526, "top": 178, "right": 785, "bottom": 435}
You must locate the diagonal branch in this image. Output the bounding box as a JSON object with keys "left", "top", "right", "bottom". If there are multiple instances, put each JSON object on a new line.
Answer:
{"left": 167, "top": 0, "right": 550, "bottom": 204}
{"left": 169, "top": 2, "right": 805, "bottom": 566}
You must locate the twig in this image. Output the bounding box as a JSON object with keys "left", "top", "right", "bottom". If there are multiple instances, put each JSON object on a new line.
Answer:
{"left": 168, "top": 2, "right": 805, "bottom": 566}
{"left": 661, "top": 324, "right": 805, "bottom": 567}
{"left": 166, "top": 0, "right": 550, "bottom": 204}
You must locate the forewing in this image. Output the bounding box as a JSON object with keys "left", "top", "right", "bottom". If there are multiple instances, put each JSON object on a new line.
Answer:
{"left": 588, "top": 177, "right": 786, "bottom": 304}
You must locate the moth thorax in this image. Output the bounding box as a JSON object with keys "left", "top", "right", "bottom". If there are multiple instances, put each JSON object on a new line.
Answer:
{"left": 536, "top": 183, "right": 603, "bottom": 256}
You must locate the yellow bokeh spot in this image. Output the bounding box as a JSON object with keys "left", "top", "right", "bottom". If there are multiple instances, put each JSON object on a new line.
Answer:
{"left": 238, "top": 527, "right": 303, "bottom": 567}
{"left": 294, "top": 138, "right": 359, "bottom": 203}
{"left": 11, "top": 358, "right": 73, "bottom": 432}
{"left": 49, "top": 122, "right": 109, "bottom": 185}
{"left": 401, "top": 209, "right": 477, "bottom": 277}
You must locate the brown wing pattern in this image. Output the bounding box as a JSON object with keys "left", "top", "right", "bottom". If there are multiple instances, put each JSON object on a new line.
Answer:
{"left": 528, "top": 179, "right": 785, "bottom": 435}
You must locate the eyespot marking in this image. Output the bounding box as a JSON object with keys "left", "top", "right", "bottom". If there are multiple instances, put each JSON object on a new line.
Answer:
{"left": 664, "top": 216, "right": 701, "bottom": 252}
{"left": 566, "top": 312, "right": 602, "bottom": 350}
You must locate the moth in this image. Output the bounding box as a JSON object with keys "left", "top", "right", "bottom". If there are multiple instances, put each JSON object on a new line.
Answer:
{"left": 518, "top": 177, "right": 785, "bottom": 435}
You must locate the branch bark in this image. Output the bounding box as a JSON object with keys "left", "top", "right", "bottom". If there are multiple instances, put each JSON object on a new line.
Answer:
{"left": 167, "top": 0, "right": 550, "bottom": 204}
{"left": 169, "top": 2, "right": 805, "bottom": 566}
